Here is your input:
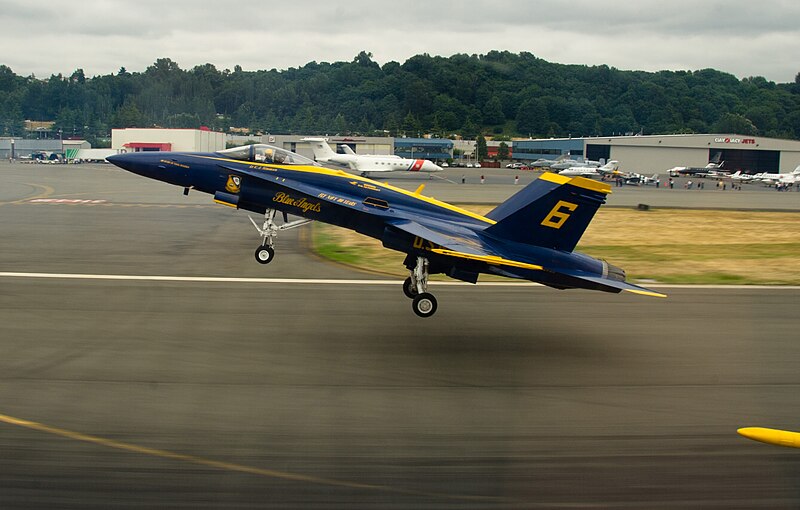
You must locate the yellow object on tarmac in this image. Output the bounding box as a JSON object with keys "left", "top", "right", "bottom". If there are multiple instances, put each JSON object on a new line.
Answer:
{"left": 738, "top": 427, "right": 800, "bottom": 448}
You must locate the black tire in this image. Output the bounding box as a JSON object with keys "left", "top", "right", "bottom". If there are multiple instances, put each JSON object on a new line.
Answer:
{"left": 412, "top": 293, "right": 437, "bottom": 318}
{"left": 255, "top": 245, "right": 275, "bottom": 264}
{"left": 402, "top": 277, "right": 418, "bottom": 299}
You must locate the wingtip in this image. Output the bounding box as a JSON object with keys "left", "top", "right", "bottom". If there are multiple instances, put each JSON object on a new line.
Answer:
{"left": 737, "top": 427, "right": 763, "bottom": 440}
{"left": 624, "top": 288, "right": 668, "bottom": 298}
{"left": 738, "top": 427, "right": 800, "bottom": 448}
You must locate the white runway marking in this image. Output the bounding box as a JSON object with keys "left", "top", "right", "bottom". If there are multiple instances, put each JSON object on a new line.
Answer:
{"left": 27, "top": 198, "right": 107, "bottom": 204}
{"left": 1, "top": 272, "right": 799, "bottom": 290}
{"left": 0, "top": 271, "right": 478, "bottom": 286}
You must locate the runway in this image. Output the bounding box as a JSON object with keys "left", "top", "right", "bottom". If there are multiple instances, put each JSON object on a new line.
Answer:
{"left": 2, "top": 163, "right": 800, "bottom": 508}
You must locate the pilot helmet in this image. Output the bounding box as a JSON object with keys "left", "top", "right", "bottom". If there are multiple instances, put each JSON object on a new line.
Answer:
{"left": 263, "top": 148, "right": 274, "bottom": 162}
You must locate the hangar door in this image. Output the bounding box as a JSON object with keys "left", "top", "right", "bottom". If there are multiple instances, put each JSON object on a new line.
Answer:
{"left": 585, "top": 144, "right": 610, "bottom": 162}
{"left": 709, "top": 148, "right": 779, "bottom": 174}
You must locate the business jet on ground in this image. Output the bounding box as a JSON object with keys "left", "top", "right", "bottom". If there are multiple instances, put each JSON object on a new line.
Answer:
{"left": 304, "top": 138, "right": 441, "bottom": 177}
{"left": 752, "top": 166, "right": 800, "bottom": 186}
{"left": 667, "top": 161, "right": 726, "bottom": 177}
{"left": 618, "top": 172, "right": 660, "bottom": 186}
{"left": 558, "top": 160, "right": 619, "bottom": 178}
{"left": 729, "top": 171, "right": 753, "bottom": 182}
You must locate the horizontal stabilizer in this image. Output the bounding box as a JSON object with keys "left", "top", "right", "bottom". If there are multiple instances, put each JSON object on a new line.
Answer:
{"left": 563, "top": 272, "right": 667, "bottom": 297}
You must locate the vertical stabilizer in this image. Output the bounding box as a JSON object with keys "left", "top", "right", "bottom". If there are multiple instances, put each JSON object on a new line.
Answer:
{"left": 303, "top": 138, "right": 337, "bottom": 162}
{"left": 485, "top": 173, "right": 611, "bottom": 252}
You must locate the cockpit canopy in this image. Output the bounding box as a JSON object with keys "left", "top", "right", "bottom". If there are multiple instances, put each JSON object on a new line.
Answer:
{"left": 217, "top": 144, "right": 316, "bottom": 166}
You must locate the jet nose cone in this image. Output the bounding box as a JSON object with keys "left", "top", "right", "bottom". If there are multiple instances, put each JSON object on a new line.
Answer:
{"left": 105, "top": 151, "right": 155, "bottom": 177}
{"left": 424, "top": 161, "right": 443, "bottom": 172}
{"left": 105, "top": 152, "right": 132, "bottom": 169}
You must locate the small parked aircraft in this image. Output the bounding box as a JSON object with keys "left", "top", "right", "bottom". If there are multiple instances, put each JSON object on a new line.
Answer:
{"left": 106, "top": 144, "right": 665, "bottom": 317}
{"left": 752, "top": 166, "right": 800, "bottom": 186}
{"left": 303, "top": 137, "right": 441, "bottom": 176}
{"left": 558, "top": 160, "right": 619, "bottom": 178}
{"left": 667, "top": 161, "right": 726, "bottom": 177}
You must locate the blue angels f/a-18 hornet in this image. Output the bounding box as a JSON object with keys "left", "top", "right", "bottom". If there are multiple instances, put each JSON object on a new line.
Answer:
{"left": 107, "top": 144, "right": 665, "bottom": 317}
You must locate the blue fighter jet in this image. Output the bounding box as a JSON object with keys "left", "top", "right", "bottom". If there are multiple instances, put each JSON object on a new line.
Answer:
{"left": 107, "top": 144, "right": 665, "bottom": 317}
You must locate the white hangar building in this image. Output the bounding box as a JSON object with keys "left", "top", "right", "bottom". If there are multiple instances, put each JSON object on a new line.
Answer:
{"left": 584, "top": 134, "right": 800, "bottom": 174}
{"left": 111, "top": 128, "right": 225, "bottom": 153}
{"left": 515, "top": 134, "right": 800, "bottom": 174}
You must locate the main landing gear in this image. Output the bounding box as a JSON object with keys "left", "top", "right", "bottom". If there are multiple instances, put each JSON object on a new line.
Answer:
{"left": 249, "top": 209, "right": 312, "bottom": 264}
{"left": 403, "top": 256, "right": 438, "bottom": 318}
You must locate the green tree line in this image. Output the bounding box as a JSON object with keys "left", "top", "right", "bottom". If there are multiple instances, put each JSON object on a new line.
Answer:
{"left": 1, "top": 50, "right": 799, "bottom": 145}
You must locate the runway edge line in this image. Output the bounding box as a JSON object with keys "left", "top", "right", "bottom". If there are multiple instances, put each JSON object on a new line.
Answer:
{"left": 2, "top": 271, "right": 800, "bottom": 290}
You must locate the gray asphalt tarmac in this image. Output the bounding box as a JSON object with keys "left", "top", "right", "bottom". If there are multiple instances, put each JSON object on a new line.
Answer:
{"left": 2, "top": 162, "right": 800, "bottom": 508}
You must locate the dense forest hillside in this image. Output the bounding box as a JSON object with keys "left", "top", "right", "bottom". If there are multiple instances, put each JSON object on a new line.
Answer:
{"left": 1, "top": 50, "right": 799, "bottom": 146}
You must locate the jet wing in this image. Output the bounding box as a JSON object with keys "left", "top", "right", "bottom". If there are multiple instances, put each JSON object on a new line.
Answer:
{"left": 385, "top": 218, "right": 544, "bottom": 272}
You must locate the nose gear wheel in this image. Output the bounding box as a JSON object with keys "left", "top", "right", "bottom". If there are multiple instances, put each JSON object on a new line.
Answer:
{"left": 248, "top": 209, "right": 313, "bottom": 264}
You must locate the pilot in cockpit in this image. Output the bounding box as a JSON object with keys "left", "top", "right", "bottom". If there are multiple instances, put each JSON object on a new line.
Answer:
{"left": 256, "top": 148, "right": 274, "bottom": 163}
{"left": 254, "top": 147, "right": 288, "bottom": 164}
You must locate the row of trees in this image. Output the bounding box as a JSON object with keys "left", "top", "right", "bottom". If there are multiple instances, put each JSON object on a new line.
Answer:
{"left": 2, "top": 51, "right": 800, "bottom": 146}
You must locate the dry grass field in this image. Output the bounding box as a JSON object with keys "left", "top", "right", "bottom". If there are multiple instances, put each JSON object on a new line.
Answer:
{"left": 313, "top": 207, "right": 800, "bottom": 285}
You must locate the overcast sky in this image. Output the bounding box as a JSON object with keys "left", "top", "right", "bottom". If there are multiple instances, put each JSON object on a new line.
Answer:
{"left": 2, "top": 0, "right": 798, "bottom": 83}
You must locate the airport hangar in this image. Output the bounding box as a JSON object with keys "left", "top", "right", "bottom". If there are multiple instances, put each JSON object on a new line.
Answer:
{"left": 0, "top": 139, "right": 90, "bottom": 160}
{"left": 512, "top": 134, "right": 800, "bottom": 174}
{"left": 111, "top": 127, "right": 226, "bottom": 153}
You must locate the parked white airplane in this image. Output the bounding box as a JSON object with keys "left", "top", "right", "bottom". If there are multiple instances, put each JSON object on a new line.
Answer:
{"left": 621, "top": 172, "right": 659, "bottom": 186}
{"left": 525, "top": 158, "right": 554, "bottom": 168}
{"left": 753, "top": 166, "right": 800, "bottom": 185}
{"left": 725, "top": 170, "right": 755, "bottom": 183}
{"left": 303, "top": 138, "right": 442, "bottom": 176}
{"left": 667, "top": 161, "right": 725, "bottom": 177}
{"left": 549, "top": 158, "right": 585, "bottom": 171}
{"left": 558, "top": 160, "right": 619, "bottom": 178}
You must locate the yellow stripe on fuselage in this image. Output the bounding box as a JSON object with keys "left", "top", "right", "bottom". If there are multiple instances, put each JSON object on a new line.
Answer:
{"left": 213, "top": 199, "right": 237, "bottom": 208}
{"left": 430, "top": 248, "right": 544, "bottom": 271}
{"left": 194, "top": 155, "right": 495, "bottom": 225}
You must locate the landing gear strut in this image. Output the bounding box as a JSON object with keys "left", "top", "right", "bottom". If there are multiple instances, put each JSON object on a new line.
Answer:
{"left": 405, "top": 256, "right": 437, "bottom": 317}
{"left": 249, "top": 209, "right": 313, "bottom": 264}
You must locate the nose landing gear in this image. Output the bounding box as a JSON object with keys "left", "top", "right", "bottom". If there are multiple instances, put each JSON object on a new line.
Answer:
{"left": 249, "top": 209, "right": 313, "bottom": 264}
